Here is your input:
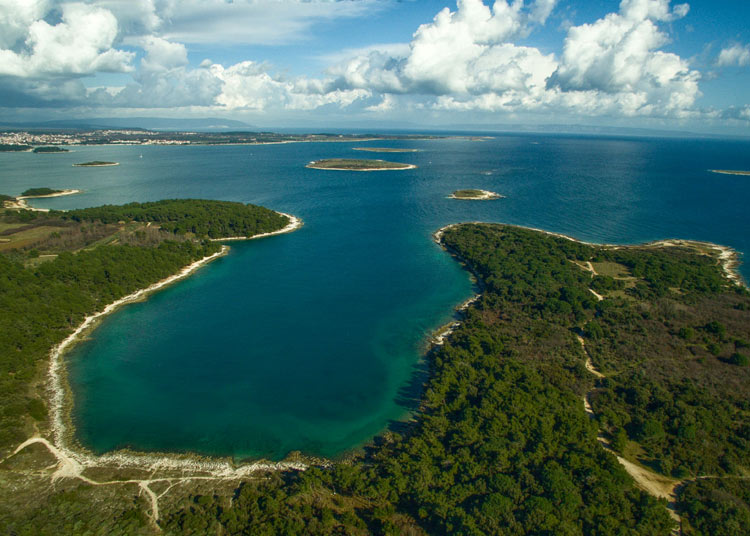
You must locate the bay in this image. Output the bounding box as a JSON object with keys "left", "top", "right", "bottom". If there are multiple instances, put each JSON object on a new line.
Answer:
{"left": 2, "top": 134, "right": 749, "bottom": 460}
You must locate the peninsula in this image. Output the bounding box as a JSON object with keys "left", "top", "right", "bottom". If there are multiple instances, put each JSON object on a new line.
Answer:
{"left": 1, "top": 188, "right": 81, "bottom": 212}
{"left": 449, "top": 189, "right": 504, "bottom": 200}
{"left": 306, "top": 158, "right": 416, "bottom": 171}
{"left": 73, "top": 161, "right": 119, "bottom": 167}
{"left": 709, "top": 169, "right": 750, "bottom": 176}
{"left": 19, "top": 188, "right": 78, "bottom": 198}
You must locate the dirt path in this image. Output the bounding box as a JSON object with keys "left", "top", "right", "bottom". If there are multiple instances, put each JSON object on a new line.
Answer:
{"left": 8, "top": 436, "right": 271, "bottom": 528}
{"left": 576, "top": 335, "right": 682, "bottom": 527}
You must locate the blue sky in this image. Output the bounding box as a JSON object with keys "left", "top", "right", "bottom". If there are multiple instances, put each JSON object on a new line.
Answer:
{"left": 1, "top": 0, "right": 749, "bottom": 134}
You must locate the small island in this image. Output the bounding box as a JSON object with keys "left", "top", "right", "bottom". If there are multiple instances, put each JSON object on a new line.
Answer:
{"left": 709, "top": 169, "right": 750, "bottom": 176}
{"left": 352, "top": 147, "right": 420, "bottom": 153}
{"left": 450, "top": 189, "right": 504, "bottom": 200}
{"left": 306, "top": 158, "right": 416, "bottom": 171}
{"left": 33, "top": 146, "right": 69, "bottom": 153}
{"left": 73, "top": 161, "right": 119, "bottom": 167}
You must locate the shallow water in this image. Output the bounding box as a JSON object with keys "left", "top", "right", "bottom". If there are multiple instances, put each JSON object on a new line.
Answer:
{"left": 3, "top": 134, "right": 749, "bottom": 460}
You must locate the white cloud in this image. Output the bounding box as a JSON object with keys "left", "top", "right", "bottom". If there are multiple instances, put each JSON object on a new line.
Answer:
{"left": 211, "top": 62, "right": 370, "bottom": 111}
{"left": 547, "top": 0, "right": 700, "bottom": 116}
{"left": 0, "top": 0, "right": 51, "bottom": 49}
{"left": 330, "top": 0, "right": 558, "bottom": 95}
{"left": 717, "top": 44, "right": 750, "bottom": 67}
{"left": 0, "top": 2, "right": 133, "bottom": 77}
{"left": 326, "top": 0, "right": 700, "bottom": 119}
{"left": 139, "top": 36, "right": 188, "bottom": 72}
{"left": 2, "top": 0, "right": 746, "bottom": 128}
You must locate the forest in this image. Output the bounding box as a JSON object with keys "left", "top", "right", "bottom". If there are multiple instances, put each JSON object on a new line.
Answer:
{"left": 60, "top": 199, "right": 289, "bottom": 238}
{"left": 20, "top": 188, "right": 62, "bottom": 197}
{"left": 1, "top": 221, "right": 748, "bottom": 535}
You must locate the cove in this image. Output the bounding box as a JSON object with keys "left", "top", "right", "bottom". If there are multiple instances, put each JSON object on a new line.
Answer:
{"left": 6, "top": 134, "right": 748, "bottom": 461}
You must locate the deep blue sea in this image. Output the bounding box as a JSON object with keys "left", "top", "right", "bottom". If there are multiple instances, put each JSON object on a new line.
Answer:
{"left": 2, "top": 134, "right": 749, "bottom": 461}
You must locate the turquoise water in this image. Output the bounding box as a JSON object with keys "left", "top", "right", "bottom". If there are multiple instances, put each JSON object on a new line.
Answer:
{"left": 2, "top": 135, "right": 749, "bottom": 460}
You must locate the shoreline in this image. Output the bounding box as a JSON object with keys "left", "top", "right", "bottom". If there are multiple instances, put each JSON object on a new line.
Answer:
{"left": 709, "top": 169, "right": 750, "bottom": 176}
{"left": 17, "top": 188, "right": 82, "bottom": 200}
{"left": 210, "top": 212, "right": 302, "bottom": 241}
{"left": 44, "top": 215, "right": 307, "bottom": 477}
{"left": 28, "top": 219, "right": 744, "bottom": 480}
{"left": 6, "top": 189, "right": 82, "bottom": 212}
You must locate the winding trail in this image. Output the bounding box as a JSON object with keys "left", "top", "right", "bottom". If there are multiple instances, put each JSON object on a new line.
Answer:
{"left": 8, "top": 436, "right": 271, "bottom": 528}
{"left": 576, "top": 335, "right": 682, "bottom": 528}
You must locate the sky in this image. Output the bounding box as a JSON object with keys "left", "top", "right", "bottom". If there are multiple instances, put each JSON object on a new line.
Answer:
{"left": 1, "top": 0, "right": 749, "bottom": 134}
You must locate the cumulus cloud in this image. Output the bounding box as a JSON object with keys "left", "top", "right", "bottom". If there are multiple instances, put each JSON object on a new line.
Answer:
{"left": 330, "top": 0, "right": 558, "bottom": 95}
{"left": 1, "top": 0, "right": 745, "bottom": 126}
{"left": 212, "top": 62, "right": 370, "bottom": 111}
{"left": 140, "top": 36, "right": 188, "bottom": 72}
{"left": 0, "top": 2, "right": 133, "bottom": 77}
{"left": 547, "top": 0, "right": 699, "bottom": 116}
{"left": 326, "top": 0, "right": 700, "bottom": 119}
{"left": 716, "top": 44, "right": 750, "bottom": 67}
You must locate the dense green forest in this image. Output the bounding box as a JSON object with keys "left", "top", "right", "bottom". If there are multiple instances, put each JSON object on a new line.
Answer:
{"left": 32, "top": 146, "right": 68, "bottom": 153}
{"left": 1, "top": 221, "right": 748, "bottom": 535}
{"left": 0, "top": 144, "right": 32, "bottom": 152}
{"left": 677, "top": 478, "right": 750, "bottom": 535}
{"left": 60, "top": 199, "right": 289, "bottom": 238}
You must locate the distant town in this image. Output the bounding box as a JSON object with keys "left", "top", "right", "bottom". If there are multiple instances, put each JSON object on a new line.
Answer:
{"left": 0, "top": 129, "right": 439, "bottom": 149}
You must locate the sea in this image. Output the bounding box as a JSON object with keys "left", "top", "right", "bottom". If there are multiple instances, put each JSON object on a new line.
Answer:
{"left": 2, "top": 134, "right": 749, "bottom": 461}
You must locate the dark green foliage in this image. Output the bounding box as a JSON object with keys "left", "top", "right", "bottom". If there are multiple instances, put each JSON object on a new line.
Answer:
{"left": 0, "top": 194, "right": 14, "bottom": 202}
{"left": 729, "top": 352, "right": 749, "bottom": 366}
{"left": 678, "top": 478, "right": 750, "bottom": 535}
{"left": 0, "top": 144, "right": 32, "bottom": 151}
{"left": 32, "top": 146, "right": 68, "bottom": 153}
{"left": 61, "top": 199, "right": 289, "bottom": 239}
{"left": 20, "top": 187, "right": 62, "bottom": 197}
{"left": 74, "top": 161, "right": 117, "bottom": 166}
